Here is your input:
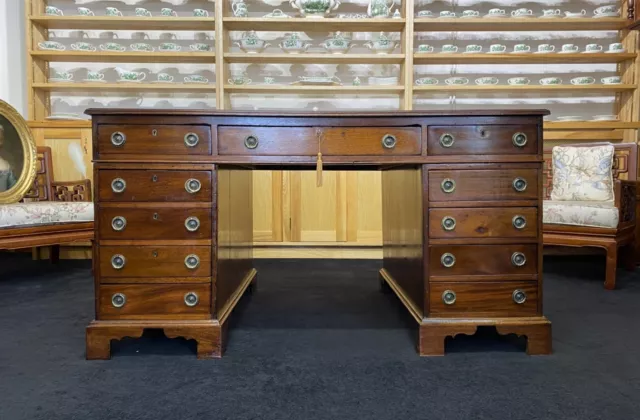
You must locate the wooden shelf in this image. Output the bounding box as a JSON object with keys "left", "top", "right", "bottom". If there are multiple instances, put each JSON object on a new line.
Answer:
{"left": 414, "top": 17, "right": 629, "bottom": 32}
{"left": 33, "top": 83, "right": 215, "bottom": 92}
{"left": 30, "top": 50, "right": 215, "bottom": 63}
{"left": 224, "top": 84, "right": 403, "bottom": 94}
{"left": 413, "top": 84, "right": 636, "bottom": 93}
{"left": 29, "top": 16, "right": 215, "bottom": 30}
{"left": 224, "top": 53, "right": 405, "bottom": 64}
{"left": 223, "top": 17, "right": 405, "bottom": 32}
{"left": 544, "top": 121, "right": 640, "bottom": 130}
{"left": 413, "top": 52, "right": 637, "bottom": 65}
{"left": 28, "top": 120, "right": 91, "bottom": 128}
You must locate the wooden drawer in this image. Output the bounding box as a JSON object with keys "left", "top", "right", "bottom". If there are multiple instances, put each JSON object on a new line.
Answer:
{"left": 99, "top": 245, "right": 211, "bottom": 278}
{"left": 428, "top": 125, "right": 538, "bottom": 156}
{"left": 430, "top": 282, "right": 538, "bottom": 317}
{"left": 98, "top": 207, "right": 211, "bottom": 240}
{"left": 99, "top": 284, "right": 210, "bottom": 319}
{"left": 429, "top": 207, "right": 538, "bottom": 239}
{"left": 429, "top": 169, "right": 538, "bottom": 202}
{"left": 429, "top": 244, "right": 537, "bottom": 277}
{"left": 97, "top": 170, "right": 212, "bottom": 202}
{"left": 97, "top": 124, "right": 211, "bottom": 155}
{"left": 218, "top": 126, "right": 421, "bottom": 156}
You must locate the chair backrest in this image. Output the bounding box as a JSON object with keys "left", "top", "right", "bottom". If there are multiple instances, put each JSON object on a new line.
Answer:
{"left": 21, "top": 146, "right": 54, "bottom": 202}
{"left": 543, "top": 143, "right": 638, "bottom": 200}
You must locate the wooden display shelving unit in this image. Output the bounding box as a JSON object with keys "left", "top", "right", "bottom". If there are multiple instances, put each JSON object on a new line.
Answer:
{"left": 22, "top": 0, "right": 640, "bottom": 257}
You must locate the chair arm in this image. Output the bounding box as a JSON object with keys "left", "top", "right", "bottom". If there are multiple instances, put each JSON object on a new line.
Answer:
{"left": 52, "top": 179, "right": 92, "bottom": 202}
{"left": 614, "top": 180, "right": 636, "bottom": 228}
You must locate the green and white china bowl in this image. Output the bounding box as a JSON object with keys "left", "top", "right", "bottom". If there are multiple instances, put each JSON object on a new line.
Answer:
{"left": 364, "top": 36, "right": 398, "bottom": 54}
{"left": 38, "top": 41, "right": 66, "bottom": 51}
{"left": 264, "top": 77, "right": 276, "bottom": 84}
{"left": 488, "top": 44, "right": 506, "bottom": 53}
{"left": 417, "top": 10, "right": 433, "bottom": 17}
{"left": 594, "top": 5, "right": 620, "bottom": 16}
{"left": 159, "top": 43, "right": 181, "bottom": 51}
{"left": 607, "top": 43, "right": 625, "bottom": 53}
{"left": 417, "top": 44, "right": 434, "bottom": 53}
{"left": 100, "top": 43, "right": 126, "bottom": 52}
{"left": 116, "top": 70, "right": 146, "bottom": 82}
{"left": 50, "top": 70, "right": 73, "bottom": 82}
{"left": 464, "top": 44, "right": 482, "bottom": 53}
{"left": 105, "top": 7, "right": 123, "bottom": 17}
{"left": 536, "top": 44, "right": 555, "bottom": 53}
{"left": 508, "top": 77, "right": 530, "bottom": 85}
{"left": 227, "top": 76, "right": 251, "bottom": 85}
{"left": 322, "top": 36, "right": 352, "bottom": 54}
{"left": 190, "top": 43, "right": 211, "bottom": 52}
{"left": 193, "top": 9, "right": 210, "bottom": 17}
{"left": 135, "top": 8, "right": 152, "bottom": 17}
{"left": 445, "top": 77, "right": 469, "bottom": 85}
{"left": 289, "top": 0, "right": 341, "bottom": 18}
{"left": 560, "top": 44, "right": 579, "bottom": 53}
{"left": 475, "top": 77, "right": 499, "bottom": 85}
{"left": 77, "top": 7, "right": 94, "bottom": 16}
{"left": 70, "top": 42, "right": 95, "bottom": 51}
{"left": 186, "top": 75, "right": 210, "bottom": 84}
{"left": 130, "top": 43, "right": 154, "bottom": 52}
{"left": 512, "top": 44, "right": 531, "bottom": 53}
{"left": 161, "top": 8, "right": 178, "bottom": 17}
{"left": 440, "top": 44, "right": 458, "bottom": 53}
{"left": 542, "top": 9, "right": 561, "bottom": 17}
{"left": 155, "top": 73, "right": 174, "bottom": 83}
{"left": 236, "top": 31, "right": 270, "bottom": 53}
{"left": 570, "top": 76, "right": 595, "bottom": 85}
{"left": 511, "top": 8, "right": 533, "bottom": 17}
{"left": 415, "top": 77, "right": 438, "bottom": 85}
{"left": 584, "top": 44, "right": 603, "bottom": 53}
{"left": 45, "top": 6, "right": 63, "bottom": 16}
{"left": 539, "top": 77, "right": 562, "bottom": 85}
{"left": 601, "top": 76, "right": 622, "bottom": 84}
{"left": 461, "top": 10, "right": 479, "bottom": 18}
{"left": 86, "top": 71, "right": 105, "bottom": 82}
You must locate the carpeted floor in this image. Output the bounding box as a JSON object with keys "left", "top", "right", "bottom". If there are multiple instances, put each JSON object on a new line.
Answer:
{"left": 0, "top": 253, "right": 639, "bottom": 420}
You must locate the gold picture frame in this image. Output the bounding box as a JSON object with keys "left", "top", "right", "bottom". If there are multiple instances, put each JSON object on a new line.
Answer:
{"left": 0, "top": 99, "right": 37, "bottom": 204}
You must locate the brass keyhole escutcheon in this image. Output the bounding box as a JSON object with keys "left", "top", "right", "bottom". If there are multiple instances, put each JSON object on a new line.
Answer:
{"left": 152, "top": 251, "right": 158, "bottom": 258}
{"left": 152, "top": 129, "right": 158, "bottom": 136}
{"left": 480, "top": 129, "right": 487, "bottom": 137}
{"left": 152, "top": 175, "right": 158, "bottom": 182}
{"left": 153, "top": 213, "right": 159, "bottom": 220}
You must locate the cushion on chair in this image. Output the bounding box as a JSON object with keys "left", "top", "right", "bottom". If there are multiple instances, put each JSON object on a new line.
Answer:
{"left": 543, "top": 200, "right": 618, "bottom": 229}
{"left": 0, "top": 202, "right": 94, "bottom": 229}
{"left": 550, "top": 144, "right": 615, "bottom": 202}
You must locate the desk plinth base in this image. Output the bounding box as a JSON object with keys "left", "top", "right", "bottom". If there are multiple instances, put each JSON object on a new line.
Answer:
{"left": 379, "top": 269, "right": 552, "bottom": 356}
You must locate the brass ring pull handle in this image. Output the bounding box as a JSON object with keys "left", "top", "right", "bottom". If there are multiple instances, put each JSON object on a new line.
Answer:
{"left": 441, "top": 178, "right": 456, "bottom": 194}
{"left": 244, "top": 135, "right": 259, "bottom": 149}
{"left": 110, "top": 131, "right": 126, "bottom": 147}
{"left": 381, "top": 134, "right": 397, "bottom": 149}
{"left": 511, "top": 252, "right": 526, "bottom": 267}
{"left": 442, "top": 290, "right": 457, "bottom": 305}
{"left": 512, "top": 289, "right": 527, "bottom": 304}
{"left": 185, "top": 178, "right": 201, "bottom": 194}
{"left": 111, "top": 178, "right": 126, "bottom": 193}
{"left": 184, "top": 292, "right": 199, "bottom": 307}
{"left": 185, "top": 254, "right": 200, "bottom": 270}
{"left": 111, "top": 254, "right": 126, "bottom": 270}
{"left": 441, "top": 252, "right": 456, "bottom": 268}
{"left": 185, "top": 216, "right": 200, "bottom": 232}
{"left": 111, "top": 216, "right": 127, "bottom": 231}
{"left": 441, "top": 216, "right": 456, "bottom": 231}
{"left": 512, "top": 215, "right": 527, "bottom": 230}
{"left": 111, "top": 293, "right": 126, "bottom": 308}
{"left": 184, "top": 132, "right": 199, "bottom": 147}
{"left": 512, "top": 177, "right": 527, "bottom": 192}
{"left": 512, "top": 132, "right": 528, "bottom": 147}
{"left": 439, "top": 133, "right": 455, "bottom": 148}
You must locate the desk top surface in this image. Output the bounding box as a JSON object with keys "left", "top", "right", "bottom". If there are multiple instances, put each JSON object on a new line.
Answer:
{"left": 86, "top": 109, "right": 550, "bottom": 117}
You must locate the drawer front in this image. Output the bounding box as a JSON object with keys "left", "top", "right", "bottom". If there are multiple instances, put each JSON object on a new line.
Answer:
{"left": 429, "top": 207, "right": 538, "bottom": 239}
{"left": 430, "top": 282, "right": 538, "bottom": 317}
{"left": 218, "top": 126, "right": 421, "bottom": 156}
{"left": 99, "top": 284, "right": 210, "bottom": 318}
{"left": 98, "top": 207, "right": 212, "bottom": 240}
{"left": 429, "top": 244, "right": 537, "bottom": 277}
{"left": 428, "top": 125, "right": 537, "bottom": 156}
{"left": 97, "top": 124, "right": 211, "bottom": 155}
{"left": 99, "top": 245, "right": 211, "bottom": 278}
{"left": 429, "top": 169, "right": 538, "bottom": 202}
{"left": 98, "top": 170, "right": 212, "bottom": 202}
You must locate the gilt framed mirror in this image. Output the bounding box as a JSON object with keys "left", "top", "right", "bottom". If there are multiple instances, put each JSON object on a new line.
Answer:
{"left": 0, "top": 99, "right": 37, "bottom": 203}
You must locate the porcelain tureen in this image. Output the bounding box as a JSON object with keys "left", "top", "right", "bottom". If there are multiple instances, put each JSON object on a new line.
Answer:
{"left": 321, "top": 32, "right": 352, "bottom": 54}
{"left": 279, "top": 32, "right": 312, "bottom": 53}
{"left": 290, "top": 0, "right": 340, "bottom": 18}
{"left": 235, "top": 30, "right": 270, "bottom": 53}
{"left": 364, "top": 32, "right": 398, "bottom": 54}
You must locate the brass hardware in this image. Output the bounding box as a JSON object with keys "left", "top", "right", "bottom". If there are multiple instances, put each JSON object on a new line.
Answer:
{"left": 111, "top": 178, "right": 126, "bottom": 193}
{"left": 153, "top": 213, "right": 159, "bottom": 220}
{"left": 441, "top": 253, "right": 456, "bottom": 268}
{"left": 111, "top": 216, "right": 126, "bottom": 231}
{"left": 184, "top": 292, "right": 199, "bottom": 307}
{"left": 184, "top": 132, "right": 199, "bottom": 147}
{"left": 512, "top": 215, "right": 527, "bottom": 230}
{"left": 111, "top": 254, "right": 126, "bottom": 270}
{"left": 442, "top": 290, "right": 457, "bottom": 305}
{"left": 439, "top": 133, "right": 455, "bottom": 148}
{"left": 512, "top": 132, "right": 528, "bottom": 147}
{"left": 441, "top": 216, "right": 456, "bottom": 231}
{"left": 111, "top": 293, "right": 126, "bottom": 308}
{"left": 185, "top": 216, "right": 200, "bottom": 232}
{"left": 244, "top": 135, "right": 259, "bottom": 149}
{"left": 512, "top": 289, "right": 527, "bottom": 304}
{"left": 152, "top": 251, "right": 158, "bottom": 257}
{"left": 511, "top": 252, "right": 526, "bottom": 267}
{"left": 512, "top": 177, "right": 527, "bottom": 192}
{"left": 479, "top": 129, "right": 487, "bottom": 138}
{"left": 152, "top": 174, "right": 158, "bottom": 182}
{"left": 110, "top": 131, "right": 126, "bottom": 147}
{"left": 152, "top": 129, "right": 158, "bottom": 136}
{"left": 185, "top": 178, "right": 201, "bottom": 194}
{"left": 441, "top": 178, "right": 456, "bottom": 193}
{"left": 381, "top": 134, "right": 397, "bottom": 149}
{"left": 185, "top": 254, "right": 200, "bottom": 270}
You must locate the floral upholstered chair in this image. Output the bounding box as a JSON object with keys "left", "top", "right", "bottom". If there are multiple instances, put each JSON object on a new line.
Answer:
{"left": 543, "top": 143, "right": 637, "bottom": 289}
{"left": 0, "top": 147, "right": 93, "bottom": 261}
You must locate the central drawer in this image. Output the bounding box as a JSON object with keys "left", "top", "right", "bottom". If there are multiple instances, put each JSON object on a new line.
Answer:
{"left": 98, "top": 207, "right": 212, "bottom": 240}
{"left": 97, "top": 124, "right": 212, "bottom": 155}
{"left": 99, "top": 245, "right": 211, "bottom": 278}
{"left": 99, "top": 284, "right": 210, "bottom": 319}
{"left": 429, "top": 169, "right": 539, "bottom": 202}
{"left": 98, "top": 170, "right": 212, "bottom": 202}
{"left": 429, "top": 244, "right": 537, "bottom": 277}
{"left": 217, "top": 126, "right": 421, "bottom": 155}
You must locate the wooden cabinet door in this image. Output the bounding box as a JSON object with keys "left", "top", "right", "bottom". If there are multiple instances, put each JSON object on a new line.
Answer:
{"left": 31, "top": 126, "right": 93, "bottom": 185}
{"left": 252, "top": 170, "right": 283, "bottom": 242}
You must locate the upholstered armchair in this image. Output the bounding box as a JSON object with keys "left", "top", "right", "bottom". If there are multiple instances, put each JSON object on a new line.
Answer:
{"left": 543, "top": 143, "right": 637, "bottom": 289}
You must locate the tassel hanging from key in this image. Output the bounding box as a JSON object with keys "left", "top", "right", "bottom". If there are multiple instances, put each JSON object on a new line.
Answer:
{"left": 316, "top": 152, "right": 323, "bottom": 187}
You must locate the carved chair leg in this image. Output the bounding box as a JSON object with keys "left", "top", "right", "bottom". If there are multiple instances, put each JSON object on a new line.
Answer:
{"left": 604, "top": 244, "right": 618, "bottom": 290}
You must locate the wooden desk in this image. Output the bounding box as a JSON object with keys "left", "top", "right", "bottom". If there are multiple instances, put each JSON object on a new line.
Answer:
{"left": 85, "top": 109, "right": 552, "bottom": 359}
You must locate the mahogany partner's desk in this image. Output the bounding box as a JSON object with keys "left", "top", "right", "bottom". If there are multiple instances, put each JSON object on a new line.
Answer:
{"left": 85, "top": 109, "right": 552, "bottom": 359}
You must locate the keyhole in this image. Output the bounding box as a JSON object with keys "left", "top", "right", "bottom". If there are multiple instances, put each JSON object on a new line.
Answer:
{"left": 152, "top": 251, "right": 158, "bottom": 257}
{"left": 480, "top": 129, "right": 487, "bottom": 137}
{"left": 152, "top": 175, "right": 158, "bottom": 182}
{"left": 152, "top": 129, "right": 158, "bottom": 136}
{"left": 153, "top": 213, "right": 159, "bottom": 220}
